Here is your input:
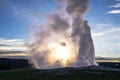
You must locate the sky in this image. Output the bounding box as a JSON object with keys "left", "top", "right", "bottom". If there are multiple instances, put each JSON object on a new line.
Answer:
{"left": 0, "top": 0, "right": 120, "bottom": 58}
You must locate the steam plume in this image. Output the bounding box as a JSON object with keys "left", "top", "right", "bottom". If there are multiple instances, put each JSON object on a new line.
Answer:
{"left": 28, "top": 0, "right": 97, "bottom": 69}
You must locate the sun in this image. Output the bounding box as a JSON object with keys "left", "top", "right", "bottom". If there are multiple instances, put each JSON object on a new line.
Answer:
{"left": 48, "top": 42, "right": 74, "bottom": 66}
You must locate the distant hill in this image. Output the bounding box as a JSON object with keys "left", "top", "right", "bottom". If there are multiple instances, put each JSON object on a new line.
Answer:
{"left": 96, "top": 57, "right": 120, "bottom": 61}
{"left": 0, "top": 58, "right": 30, "bottom": 70}
{"left": 0, "top": 58, "right": 120, "bottom": 71}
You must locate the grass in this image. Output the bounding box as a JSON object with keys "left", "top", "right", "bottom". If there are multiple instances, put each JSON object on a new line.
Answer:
{"left": 0, "top": 67, "right": 120, "bottom": 80}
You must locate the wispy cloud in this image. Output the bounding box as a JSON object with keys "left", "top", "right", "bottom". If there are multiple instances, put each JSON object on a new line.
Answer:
{"left": 0, "top": 0, "right": 44, "bottom": 24}
{"left": 11, "top": 7, "right": 42, "bottom": 24}
{"left": 0, "top": 39, "right": 27, "bottom": 51}
{"left": 0, "top": 38, "right": 28, "bottom": 57}
{"left": 0, "top": 53, "right": 28, "bottom": 57}
{"left": 109, "top": 3, "right": 120, "bottom": 8}
{"left": 0, "top": 39, "right": 25, "bottom": 46}
{"left": 108, "top": 0, "right": 120, "bottom": 14}
{"left": 0, "top": 38, "right": 27, "bottom": 51}
{"left": 92, "top": 24, "right": 120, "bottom": 57}
{"left": 108, "top": 10, "right": 120, "bottom": 14}
{"left": 92, "top": 24, "right": 120, "bottom": 40}
{"left": 116, "top": 0, "right": 120, "bottom": 1}
{"left": 93, "top": 27, "right": 120, "bottom": 37}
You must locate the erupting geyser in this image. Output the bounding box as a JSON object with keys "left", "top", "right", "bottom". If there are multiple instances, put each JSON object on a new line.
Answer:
{"left": 27, "top": 0, "right": 97, "bottom": 69}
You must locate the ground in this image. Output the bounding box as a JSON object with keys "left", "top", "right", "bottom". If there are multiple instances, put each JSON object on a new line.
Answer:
{"left": 0, "top": 66, "right": 120, "bottom": 80}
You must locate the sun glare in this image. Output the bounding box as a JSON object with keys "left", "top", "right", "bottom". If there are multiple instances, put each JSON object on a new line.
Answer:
{"left": 49, "top": 42, "right": 74, "bottom": 66}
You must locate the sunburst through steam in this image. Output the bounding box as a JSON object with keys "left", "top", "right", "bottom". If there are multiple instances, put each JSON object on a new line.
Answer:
{"left": 48, "top": 42, "right": 75, "bottom": 66}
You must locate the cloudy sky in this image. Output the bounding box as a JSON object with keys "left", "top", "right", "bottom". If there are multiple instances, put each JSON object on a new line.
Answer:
{"left": 0, "top": 0, "right": 120, "bottom": 58}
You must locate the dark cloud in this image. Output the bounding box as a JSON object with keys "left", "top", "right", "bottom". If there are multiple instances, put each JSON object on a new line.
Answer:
{"left": 0, "top": 44, "right": 11, "bottom": 47}
{"left": 66, "top": 0, "right": 89, "bottom": 16}
{"left": 0, "top": 51, "right": 25, "bottom": 54}
{"left": 48, "top": 14, "right": 69, "bottom": 33}
{"left": 57, "top": 0, "right": 89, "bottom": 16}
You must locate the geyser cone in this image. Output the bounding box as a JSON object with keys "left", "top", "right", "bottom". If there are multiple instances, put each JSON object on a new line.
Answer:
{"left": 27, "top": 0, "right": 97, "bottom": 69}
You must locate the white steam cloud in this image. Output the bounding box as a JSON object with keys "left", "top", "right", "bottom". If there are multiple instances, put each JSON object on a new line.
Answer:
{"left": 27, "top": 0, "right": 97, "bottom": 69}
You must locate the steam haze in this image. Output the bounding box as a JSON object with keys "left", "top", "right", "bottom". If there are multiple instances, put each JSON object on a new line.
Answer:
{"left": 28, "top": 0, "right": 97, "bottom": 69}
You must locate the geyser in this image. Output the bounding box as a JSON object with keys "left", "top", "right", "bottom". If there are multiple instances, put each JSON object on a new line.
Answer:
{"left": 27, "top": 0, "right": 97, "bottom": 69}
